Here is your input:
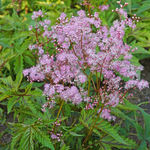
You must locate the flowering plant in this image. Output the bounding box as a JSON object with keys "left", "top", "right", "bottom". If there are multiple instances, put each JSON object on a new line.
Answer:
{"left": 22, "top": 1, "right": 149, "bottom": 149}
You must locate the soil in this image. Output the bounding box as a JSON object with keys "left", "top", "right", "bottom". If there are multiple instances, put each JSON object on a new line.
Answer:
{"left": 130, "top": 58, "right": 150, "bottom": 114}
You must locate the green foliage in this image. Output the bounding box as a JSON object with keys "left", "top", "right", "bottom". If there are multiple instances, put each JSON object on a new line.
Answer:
{"left": 80, "top": 109, "right": 137, "bottom": 149}
{"left": 112, "top": 99, "right": 150, "bottom": 150}
{"left": 0, "top": 0, "right": 150, "bottom": 150}
{"left": 10, "top": 122, "right": 54, "bottom": 150}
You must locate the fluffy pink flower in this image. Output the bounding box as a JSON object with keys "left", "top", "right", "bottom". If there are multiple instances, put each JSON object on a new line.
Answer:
{"left": 78, "top": 74, "right": 87, "bottom": 83}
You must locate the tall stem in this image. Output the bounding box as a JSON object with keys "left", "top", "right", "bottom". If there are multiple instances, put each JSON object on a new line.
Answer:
{"left": 96, "top": 71, "right": 99, "bottom": 90}
{"left": 88, "top": 73, "right": 92, "bottom": 96}
{"left": 56, "top": 100, "right": 64, "bottom": 119}
{"left": 52, "top": 100, "right": 64, "bottom": 132}
{"left": 82, "top": 104, "right": 104, "bottom": 145}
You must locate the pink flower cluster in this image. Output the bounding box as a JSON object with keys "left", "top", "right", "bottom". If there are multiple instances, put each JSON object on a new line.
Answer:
{"left": 101, "top": 109, "right": 116, "bottom": 121}
{"left": 24, "top": 6, "right": 149, "bottom": 121}
{"left": 41, "top": 100, "right": 56, "bottom": 112}
{"left": 50, "top": 120, "right": 62, "bottom": 142}
{"left": 99, "top": 5, "right": 109, "bottom": 11}
{"left": 32, "top": 10, "right": 44, "bottom": 20}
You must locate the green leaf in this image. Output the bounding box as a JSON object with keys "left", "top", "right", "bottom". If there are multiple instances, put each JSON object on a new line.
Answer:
{"left": 139, "top": 108, "right": 150, "bottom": 139}
{"left": 64, "top": 104, "right": 71, "bottom": 116}
{"left": 11, "top": 131, "right": 23, "bottom": 150}
{"left": 60, "top": 144, "right": 70, "bottom": 150}
{"left": 69, "top": 132, "right": 84, "bottom": 137}
{"left": 98, "top": 121, "right": 127, "bottom": 145}
{"left": 0, "top": 92, "right": 11, "bottom": 101}
{"left": 137, "top": 140, "right": 147, "bottom": 150}
{"left": 24, "top": 83, "right": 32, "bottom": 94}
{"left": 7, "top": 96, "right": 18, "bottom": 114}
{"left": 29, "top": 88, "right": 43, "bottom": 97}
{"left": 101, "top": 134, "right": 136, "bottom": 149}
{"left": 117, "top": 99, "right": 138, "bottom": 111}
{"left": 0, "top": 76, "right": 13, "bottom": 87}
{"left": 14, "top": 55, "right": 23, "bottom": 74}
{"left": 136, "top": 3, "right": 150, "bottom": 15}
{"left": 18, "top": 127, "right": 34, "bottom": 150}
{"left": 17, "top": 38, "right": 31, "bottom": 55}
{"left": 126, "top": 0, "right": 132, "bottom": 14}
{"left": 132, "top": 46, "right": 150, "bottom": 60}
{"left": 64, "top": 0, "right": 71, "bottom": 7}
{"left": 15, "top": 71, "right": 23, "bottom": 90}
{"left": 99, "top": 143, "right": 111, "bottom": 150}
{"left": 111, "top": 107, "right": 144, "bottom": 140}
{"left": 34, "top": 127, "right": 55, "bottom": 150}
{"left": 24, "top": 55, "right": 35, "bottom": 66}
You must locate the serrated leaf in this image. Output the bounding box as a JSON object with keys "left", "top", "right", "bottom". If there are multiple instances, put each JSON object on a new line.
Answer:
{"left": 0, "top": 76, "right": 13, "bottom": 87}
{"left": 60, "top": 144, "right": 70, "bottom": 150}
{"left": 29, "top": 88, "right": 43, "bottom": 96}
{"left": 18, "top": 127, "right": 34, "bottom": 150}
{"left": 137, "top": 140, "right": 147, "bottom": 150}
{"left": 17, "top": 38, "right": 31, "bottom": 55}
{"left": 24, "top": 55, "right": 35, "bottom": 66}
{"left": 136, "top": 3, "right": 150, "bottom": 15}
{"left": 69, "top": 132, "right": 84, "bottom": 137}
{"left": 98, "top": 121, "right": 127, "bottom": 145}
{"left": 11, "top": 130, "right": 24, "bottom": 150}
{"left": 7, "top": 96, "right": 18, "bottom": 114}
{"left": 126, "top": 0, "right": 132, "bottom": 14}
{"left": 24, "top": 83, "right": 32, "bottom": 94}
{"left": 138, "top": 108, "right": 150, "bottom": 139}
{"left": 15, "top": 71, "right": 23, "bottom": 90}
{"left": 117, "top": 99, "right": 138, "bottom": 111}
{"left": 132, "top": 46, "right": 150, "bottom": 60}
{"left": 14, "top": 55, "right": 23, "bottom": 74}
{"left": 34, "top": 127, "right": 54, "bottom": 150}
{"left": 64, "top": 104, "right": 71, "bottom": 116}
{"left": 0, "top": 92, "right": 11, "bottom": 101}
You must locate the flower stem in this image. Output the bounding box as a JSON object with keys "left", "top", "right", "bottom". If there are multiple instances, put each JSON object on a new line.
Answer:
{"left": 56, "top": 100, "right": 64, "bottom": 119}
{"left": 88, "top": 73, "right": 92, "bottom": 96}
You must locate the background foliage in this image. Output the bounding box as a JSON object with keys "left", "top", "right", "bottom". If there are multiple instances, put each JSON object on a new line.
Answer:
{"left": 0, "top": 0, "right": 150, "bottom": 149}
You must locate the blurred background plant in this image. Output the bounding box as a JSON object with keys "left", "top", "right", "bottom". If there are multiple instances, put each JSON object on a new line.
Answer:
{"left": 0, "top": 0, "right": 150, "bottom": 149}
